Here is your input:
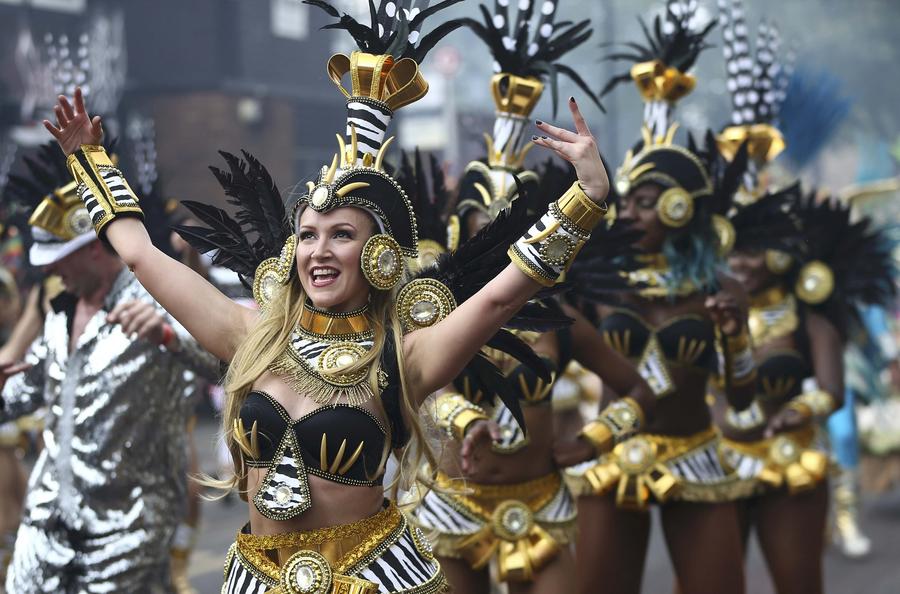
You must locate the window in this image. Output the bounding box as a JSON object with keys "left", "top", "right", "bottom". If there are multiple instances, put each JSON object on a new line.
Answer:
{"left": 271, "top": 0, "right": 308, "bottom": 40}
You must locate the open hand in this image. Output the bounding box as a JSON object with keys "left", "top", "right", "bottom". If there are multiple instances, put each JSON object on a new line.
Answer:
{"left": 107, "top": 300, "right": 168, "bottom": 345}
{"left": 533, "top": 97, "right": 609, "bottom": 203}
{"left": 43, "top": 87, "right": 103, "bottom": 156}
{"left": 459, "top": 419, "right": 501, "bottom": 476}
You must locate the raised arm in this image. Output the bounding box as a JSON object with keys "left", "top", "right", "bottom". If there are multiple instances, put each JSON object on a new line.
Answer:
{"left": 403, "top": 97, "right": 610, "bottom": 400}
{"left": 44, "top": 89, "right": 253, "bottom": 361}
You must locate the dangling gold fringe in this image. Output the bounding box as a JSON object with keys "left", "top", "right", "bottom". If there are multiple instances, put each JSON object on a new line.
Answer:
{"left": 268, "top": 353, "right": 376, "bottom": 406}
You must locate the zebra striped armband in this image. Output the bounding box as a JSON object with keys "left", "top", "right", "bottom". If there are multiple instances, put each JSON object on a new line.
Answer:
{"left": 431, "top": 393, "right": 489, "bottom": 442}
{"left": 67, "top": 145, "right": 142, "bottom": 237}
{"left": 717, "top": 326, "right": 756, "bottom": 388}
{"left": 580, "top": 397, "right": 644, "bottom": 455}
{"left": 508, "top": 182, "right": 604, "bottom": 286}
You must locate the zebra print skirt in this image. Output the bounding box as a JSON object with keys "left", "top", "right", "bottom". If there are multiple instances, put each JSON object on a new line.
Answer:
{"left": 564, "top": 427, "right": 752, "bottom": 508}
{"left": 221, "top": 502, "right": 447, "bottom": 594}
{"left": 409, "top": 471, "right": 576, "bottom": 581}
{"left": 719, "top": 425, "right": 830, "bottom": 496}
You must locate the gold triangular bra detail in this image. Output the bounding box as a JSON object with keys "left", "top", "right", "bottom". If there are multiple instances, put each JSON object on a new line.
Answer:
{"left": 268, "top": 325, "right": 387, "bottom": 407}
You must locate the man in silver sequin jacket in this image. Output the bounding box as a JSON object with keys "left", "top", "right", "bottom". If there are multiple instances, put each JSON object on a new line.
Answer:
{"left": 0, "top": 191, "right": 219, "bottom": 593}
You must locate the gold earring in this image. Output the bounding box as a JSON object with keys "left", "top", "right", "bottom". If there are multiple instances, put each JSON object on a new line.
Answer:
{"left": 361, "top": 234, "right": 404, "bottom": 290}
{"left": 656, "top": 187, "right": 694, "bottom": 228}
{"left": 765, "top": 250, "right": 793, "bottom": 275}
{"left": 253, "top": 235, "right": 297, "bottom": 309}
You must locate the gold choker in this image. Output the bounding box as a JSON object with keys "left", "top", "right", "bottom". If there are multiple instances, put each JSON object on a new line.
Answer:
{"left": 297, "top": 302, "right": 370, "bottom": 337}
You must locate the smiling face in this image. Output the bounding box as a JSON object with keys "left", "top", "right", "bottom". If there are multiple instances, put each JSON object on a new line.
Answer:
{"left": 728, "top": 249, "right": 777, "bottom": 295}
{"left": 295, "top": 206, "right": 376, "bottom": 312}
{"left": 617, "top": 183, "right": 668, "bottom": 252}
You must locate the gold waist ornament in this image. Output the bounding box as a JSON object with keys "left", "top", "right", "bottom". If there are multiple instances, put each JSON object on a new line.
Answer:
{"left": 722, "top": 426, "right": 828, "bottom": 494}
{"left": 236, "top": 504, "right": 402, "bottom": 593}
{"left": 578, "top": 428, "right": 722, "bottom": 509}
{"left": 437, "top": 472, "right": 562, "bottom": 582}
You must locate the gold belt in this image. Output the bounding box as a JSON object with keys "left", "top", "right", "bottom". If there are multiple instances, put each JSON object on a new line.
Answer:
{"left": 579, "top": 427, "right": 720, "bottom": 509}
{"left": 722, "top": 426, "right": 828, "bottom": 494}
{"left": 435, "top": 472, "right": 562, "bottom": 582}
{"left": 236, "top": 504, "right": 401, "bottom": 594}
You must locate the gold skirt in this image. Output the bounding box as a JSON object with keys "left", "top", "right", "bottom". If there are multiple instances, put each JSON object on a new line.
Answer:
{"left": 222, "top": 502, "right": 447, "bottom": 594}
{"left": 719, "top": 425, "right": 830, "bottom": 496}
{"left": 410, "top": 472, "right": 576, "bottom": 582}
{"left": 564, "top": 427, "right": 752, "bottom": 509}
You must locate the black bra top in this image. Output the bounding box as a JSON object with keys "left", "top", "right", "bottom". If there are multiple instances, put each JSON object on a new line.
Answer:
{"left": 755, "top": 349, "right": 809, "bottom": 401}
{"left": 239, "top": 391, "right": 388, "bottom": 486}
{"left": 600, "top": 307, "right": 717, "bottom": 371}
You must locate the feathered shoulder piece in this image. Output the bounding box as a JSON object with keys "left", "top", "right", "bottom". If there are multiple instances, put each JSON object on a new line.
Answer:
{"left": 787, "top": 191, "right": 897, "bottom": 337}
{"left": 602, "top": 0, "right": 715, "bottom": 140}
{"left": 396, "top": 175, "right": 571, "bottom": 430}
{"left": 716, "top": 0, "right": 791, "bottom": 183}
{"left": 174, "top": 150, "right": 291, "bottom": 294}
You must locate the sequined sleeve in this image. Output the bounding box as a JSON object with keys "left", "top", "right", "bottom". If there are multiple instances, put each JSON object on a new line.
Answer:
{"left": 166, "top": 316, "right": 222, "bottom": 384}
{"left": 0, "top": 334, "right": 48, "bottom": 423}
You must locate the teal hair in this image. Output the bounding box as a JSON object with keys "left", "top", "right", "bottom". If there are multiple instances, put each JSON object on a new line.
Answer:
{"left": 660, "top": 212, "right": 722, "bottom": 294}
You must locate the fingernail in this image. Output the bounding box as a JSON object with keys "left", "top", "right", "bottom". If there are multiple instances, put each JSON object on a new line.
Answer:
{"left": 535, "top": 120, "right": 543, "bottom": 125}
{"left": 541, "top": 136, "right": 549, "bottom": 140}
{"left": 531, "top": 135, "right": 539, "bottom": 141}
{"left": 569, "top": 96, "right": 576, "bottom": 103}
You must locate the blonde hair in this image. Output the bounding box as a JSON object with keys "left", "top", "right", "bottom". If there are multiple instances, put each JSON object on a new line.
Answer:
{"left": 202, "top": 270, "right": 437, "bottom": 499}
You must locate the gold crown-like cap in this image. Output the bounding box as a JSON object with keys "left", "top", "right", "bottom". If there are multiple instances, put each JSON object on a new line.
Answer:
{"left": 491, "top": 73, "right": 545, "bottom": 117}
{"left": 328, "top": 51, "right": 428, "bottom": 112}
{"left": 630, "top": 60, "right": 696, "bottom": 104}
{"left": 27, "top": 181, "right": 93, "bottom": 241}
{"left": 717, "top": 124, "right": 786, "bottom": 165}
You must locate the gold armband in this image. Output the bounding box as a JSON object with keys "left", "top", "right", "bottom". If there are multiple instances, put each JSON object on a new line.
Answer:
{"left": 785, "top": 390, "right": 836, "bottom": 420}
{"left": 432, "top": 393, "right": 489, "bottom": 441}
{"left": 508, "top": 183, "right": 604, "bottom": 286}
{"left": 554, "top": 181, "right": 606, "bottom": 233}
{"left": 716, "top": 325, "right": 756, "bottom": 388}
{"left": 66, "top": 145, "right": 142, "bottom": 236}
{"left": 579, "top": 397, "right": 644, "bottom": 455}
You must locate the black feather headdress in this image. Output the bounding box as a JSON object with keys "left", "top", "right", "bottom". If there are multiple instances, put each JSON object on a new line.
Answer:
{"left": 305, "top": 0, "right": 466, "bottom": 63}
{"left": 601, "top": 0, "right": 715, "bottom": 140}
{"left": 456, "top": 0, "right": 602, "bottom": 117}
{"left": 715, "top": 0, "right": 791, "bottom": 193}
{"left": 394, "top": 148, "right": 455, "bottom": 268}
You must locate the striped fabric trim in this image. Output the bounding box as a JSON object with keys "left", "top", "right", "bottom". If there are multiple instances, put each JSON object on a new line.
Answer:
{"left": 347, "top": 99, "right": 392, "bottom": 163}
{"left": 221, "top": 518, "right": 445, "bottom": 594}
{"left": 490, "top": 398, "right": 528, "bottom": 453}
{"left": 490, "top": 113, "right": 529, "bottom": 165}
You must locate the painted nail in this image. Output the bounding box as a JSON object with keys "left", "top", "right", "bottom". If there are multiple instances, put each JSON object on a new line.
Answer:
{"left": 569, "top": 96, "right": 576, "bottom": 103}
{"left": 541, "top": 136, "right": 549, "bottom": 140}
{"left": 535, "top": 120, "right": 543, "bottom": 125}
{"left": 531, "top": 135, "right": 539, "bottom": 141}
